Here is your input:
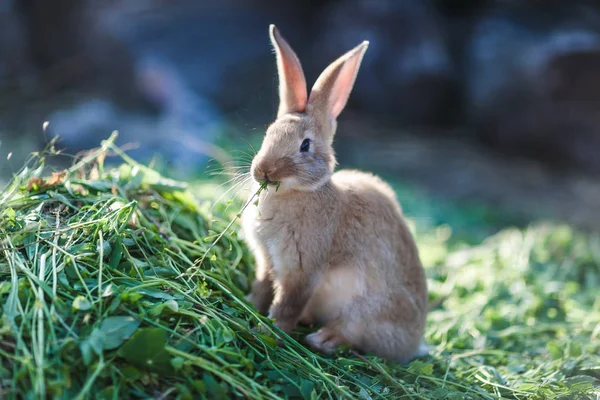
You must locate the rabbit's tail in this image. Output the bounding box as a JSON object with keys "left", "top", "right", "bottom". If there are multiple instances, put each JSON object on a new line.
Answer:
{"left": 414, "top": 339, "right": 430, "bottom": 358}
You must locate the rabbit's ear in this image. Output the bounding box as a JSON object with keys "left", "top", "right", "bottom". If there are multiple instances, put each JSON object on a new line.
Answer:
{"left": 308, "top": 41, "right": 369, "bottom": 120}
{"left": 270, "top": 25, "right": 308, "bottom": 117}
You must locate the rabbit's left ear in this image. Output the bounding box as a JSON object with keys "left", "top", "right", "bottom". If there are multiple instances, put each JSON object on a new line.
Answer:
{"left": 270, "top": 25, "right": 308, "bottom": 118}
{"left": 308, "top": 41, "right": 369, "bottom": 120}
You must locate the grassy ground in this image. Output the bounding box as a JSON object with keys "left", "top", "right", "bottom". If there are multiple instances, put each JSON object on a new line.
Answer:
{"left": 0, "top": 135, "right": 598, "bottom": 399}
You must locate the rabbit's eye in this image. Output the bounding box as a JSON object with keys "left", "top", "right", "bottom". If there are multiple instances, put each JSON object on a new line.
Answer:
{"left": 300, "top": 139, "right": 311, "bottom": 153}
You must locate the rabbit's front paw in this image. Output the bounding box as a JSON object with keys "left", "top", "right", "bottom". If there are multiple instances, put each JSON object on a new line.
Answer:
{"left": 305, "top": 327, "right": 347, "bottom": 354}
{"left": 246, "top": 279, "right": 274, "bottom": 315}
{"left": 298, "top": 309, "right": 316, "bottom": 326}
{"left": 273, "top": 318, "right": 296, "bottom": 334}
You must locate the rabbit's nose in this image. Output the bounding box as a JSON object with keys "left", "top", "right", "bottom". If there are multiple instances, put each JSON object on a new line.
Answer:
{"left": 262, "top": 170, "right": 275, "bottom": 183}
{"left": 254, "top": 162, "right": 276, "bottom": 181}
{"left": 253, "top": 163, "right": 272, "bottom": 182}
{"left": 264, "top": 168, "right": 277, "bottom": 182}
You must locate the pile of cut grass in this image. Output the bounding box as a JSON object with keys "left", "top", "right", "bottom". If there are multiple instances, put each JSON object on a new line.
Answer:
{"left": 0, "top": 134, "right": 599, "bottom": 399}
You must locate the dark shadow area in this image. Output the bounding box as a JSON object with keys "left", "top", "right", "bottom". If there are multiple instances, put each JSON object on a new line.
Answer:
{"left": 2, "top": 0, "right": 600, "bottom": 230}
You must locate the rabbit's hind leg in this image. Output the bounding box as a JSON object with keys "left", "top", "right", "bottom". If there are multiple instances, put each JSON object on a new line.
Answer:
{"left": 335, "top": 298, "right": 425, "bottom": 363}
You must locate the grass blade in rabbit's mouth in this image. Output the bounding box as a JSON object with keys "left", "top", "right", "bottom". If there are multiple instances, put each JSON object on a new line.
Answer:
{"left": 258, "top": 179, "right": 281, "bottom": 191}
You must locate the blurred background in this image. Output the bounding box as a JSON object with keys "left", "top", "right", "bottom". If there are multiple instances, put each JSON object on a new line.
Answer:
{"left": 1, "top": 0, "right": 600, "bottom": 231}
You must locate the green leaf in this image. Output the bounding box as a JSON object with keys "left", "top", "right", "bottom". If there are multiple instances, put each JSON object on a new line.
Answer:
{"left": 0, "top": 282, "right": 11, "bottom": 296}
{"left": 446, "top": 393, "right": 464, "bottom": 400}
{"left": 564, "top": 375, "right": 599, "bottom": 392}
{"left": 149, "top": 300, "right": 179, "bottom": 317}
{"left": 120, "top": 292, "right": 143, "bottom": 303}
{"left": 257, "top": 332, "right": 277, "bottom": 348}
{"left": 357, "top": 388, "right": 373, "bottom": 400}
{"left": 136, "top": 287, "right": 176, "bottom": 300}
{"left": 97, "top": 386, "right": 115, "bottom": 400}
{"left": 2, "top": 207, "right": 16, "bottom": 220}
{"left": 281, "top": 383, "right": 302, "bottom": 397}
{"left": 164, "top": 299, "right": 179, "bottom": 312}
{"left": 171, "top": 357, "right": 185, "bottom": 370}
{"left": 120, "top": 366, "right": 142, "bottom": 381}
{"left": 72, "top": 296, "right": 92, "bottom": 311}
{"left": 118, "top": 328, "right": 173, "bottom": 375}
{"left": 80, "top": 316, "right": 139, "bottom": 364}
{"left": 101, "top": 283, "right": 114, "bottom": 298}
{"left": 430, "top": 388, "right": 450, "bottom": 399}
{"left": 222, "top": 328, "right": 234, "bottom": 343}
{"left": 48, "top": 191, "right": 77, "bottom": 209}
{"left": 76, "top": 180, "right": 115, "bottom": 192}
{"left": 547, "top": 341, "right": 562, "bottom": 359}
{"left": 568, "top": 341, "right": 583, "bottom": 358}
{"left": 300, "top": 379, "right": 315, "bottom": 400}
{"left": 203, "top": 373, "right": 227, "bottom": 400}
{"left": 98, "top": 316, "right": 140, "bottom": 350}
{"left": 0, "top": 365, "right": 11, "bottom": 379}
{"left": 80, "top": 328, "right": 104, "bottom": 366}
{"left": 108, "top": 237, "right": 123, "bottom": 269}
{"left": 23, "top": 232, "right": 36, "bottom": 261}
{"left": 517, "top": 383, "right": 539, "bottom": 391}
{"left": 407, "top": 360, "right": 434, "bottom": 376}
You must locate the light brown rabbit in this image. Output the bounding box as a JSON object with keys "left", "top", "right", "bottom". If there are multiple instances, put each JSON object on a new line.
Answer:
{"left": 242, "top": 25, "right": 428, "bottom": 362}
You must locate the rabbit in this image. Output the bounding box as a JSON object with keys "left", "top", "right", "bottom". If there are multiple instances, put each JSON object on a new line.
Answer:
{"left": 242, "top": 24, "right": 428, "bottom": 363}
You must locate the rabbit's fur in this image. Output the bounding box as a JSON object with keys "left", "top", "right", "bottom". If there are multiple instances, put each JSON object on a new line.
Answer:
{"left": 242, "top": 25, "right": 428, "bottom": 362}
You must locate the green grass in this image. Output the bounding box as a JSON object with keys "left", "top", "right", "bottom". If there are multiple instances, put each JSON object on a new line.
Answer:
{"left": 0, "top": 134, "right": 599, "bottom": 399}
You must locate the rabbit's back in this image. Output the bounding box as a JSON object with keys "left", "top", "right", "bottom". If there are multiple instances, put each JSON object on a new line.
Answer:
{"left": 330, "top": 169, "right": 427, "bottom": 311}
{"left": 311, "top": 170, "right": 428, "bottom": 359}
{"left": 333, "top": 169, "right": 401, "bottom": 214}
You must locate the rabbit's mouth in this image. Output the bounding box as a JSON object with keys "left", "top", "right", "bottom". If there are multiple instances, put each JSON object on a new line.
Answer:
{"left": 252, "top": 165, "right": 288, "bottom": 190}
{"left": 257, "top": 179, "right": 282, "bottom": 194}
{"left": 258, "top": 178, "right": 279, "bottom": 186}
